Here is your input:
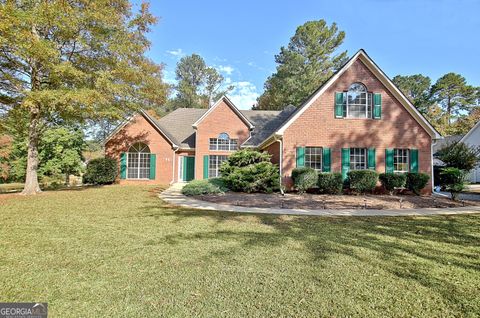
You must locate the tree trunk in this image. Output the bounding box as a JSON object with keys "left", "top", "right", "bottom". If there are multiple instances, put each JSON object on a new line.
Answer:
{"left": 21, "top": 109, "right": 42, "bottom": 195}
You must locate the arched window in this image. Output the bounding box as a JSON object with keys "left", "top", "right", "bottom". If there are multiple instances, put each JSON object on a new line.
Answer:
{"left": 127, "top": 142, "right": 150, "bottom": 179}
{"left": 346, "top": 83, "right": 372, "bottom": 118}
{"left": 209, "top": 132, "right": 238, "bottom": 151}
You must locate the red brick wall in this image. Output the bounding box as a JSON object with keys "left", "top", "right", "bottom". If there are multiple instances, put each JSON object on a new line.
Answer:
{"left": 105, "top": 114, "right": 175, "bottom": 185}
{"left": 195, "top": 100, "right": 251, "bottom": 179}
{"left": 265, "top": 142, "right": 280, "bottom": 165}
{"left": 281, "top": 59, "right": 432, "bottom": 193}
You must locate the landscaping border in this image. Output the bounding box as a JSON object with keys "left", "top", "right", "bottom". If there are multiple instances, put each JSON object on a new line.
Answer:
{"left": 160, "top": 184, "right": 480, "bottom": 217}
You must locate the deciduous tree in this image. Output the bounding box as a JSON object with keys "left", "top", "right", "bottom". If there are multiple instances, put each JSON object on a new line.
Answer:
{"left": 0, "top": 0, "right": 168, "bottom": 194}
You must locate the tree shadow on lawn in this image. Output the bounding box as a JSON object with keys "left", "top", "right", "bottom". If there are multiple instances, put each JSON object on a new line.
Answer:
{"left": 140, "top": 198, "right": 480, "bottom": 311}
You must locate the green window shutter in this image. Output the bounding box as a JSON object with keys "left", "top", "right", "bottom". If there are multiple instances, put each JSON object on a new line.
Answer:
{"left": 149, "top": 154, "right": 156, "bottom": 180}
{"left": 335, "top": 92, "right": 344, "bottom": 118}
{"left": 368, "top": 148, "right": 376, "bottom": 170}
{"left": 373, "top": 93, "right": 382, "bottom": 119}
{"left": 296, "top": 147, "right": 305, "bottom": 167}
{"left": 385, "top": 149, "right": 394, "bottom": 173}
{"left": 341, "top": 148, "right": 350, "bottom": 180}
{"left": 120, "top": 152, "right": 127, "bottom": 179}
{"left": 410, "top": 149, "right": 419, "bottom": 173}
{"left": 203, "top": 155, "right": 209, "bottom": 179}
{"left": 322, "top": 148, "right": 331, "bottom": 172}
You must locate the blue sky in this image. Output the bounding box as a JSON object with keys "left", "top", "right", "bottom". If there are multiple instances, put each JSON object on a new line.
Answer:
{"left": 137, "top": 0, "right": 480, "bottom": 110}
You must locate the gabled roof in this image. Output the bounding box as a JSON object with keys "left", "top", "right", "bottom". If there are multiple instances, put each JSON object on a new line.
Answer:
{"left": 271, "top": 49, "right": 442, "bottom": 141}
{"left": 104, "top": 110, "right": 179, "bottom": 148}
{"left": 460, "top": 120, "right": 480, "bottom": 143}
{"left": 192, "top": 95, "right": 254, "bottom": 129}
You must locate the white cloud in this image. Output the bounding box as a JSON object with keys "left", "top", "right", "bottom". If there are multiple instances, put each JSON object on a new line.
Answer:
{"left": 216, "top": 65, "right": 234, "bottom": 75}
{"left": 166, "top": 48, "right": 184, "bottom": 57}
{"left": 228, "top": 81, "right": 259, "bottom": 110}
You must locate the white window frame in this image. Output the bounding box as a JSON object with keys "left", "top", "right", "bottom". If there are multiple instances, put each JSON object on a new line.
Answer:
{"left": 305, "top": 147, "right": 323, "bottom": 171}
{"left": 208, "top": 155, "right": 228, "bottom": 178}
{"left": 393, "top": 148, "right": 410, "bottom": 173}
{"left": 127, "top": 143, "right": 151, "bottom": 179}
{"left": 345, "top": 83, "right": 372, "bottom": 119}
{"left": 350, "top": 148, "right": 368, "bottom": 170}
{"left": 209, "top": 132, "right": 238, "bottom": 151}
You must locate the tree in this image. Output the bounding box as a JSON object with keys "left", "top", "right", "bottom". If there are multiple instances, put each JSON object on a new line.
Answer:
{"left": 430, "top": 73, "right": 477, "bottom": 126}
{"left": 38, "top": 127, "right": 85, "bottom": 185}
{"left": 392, "top": 74, "right": 431, "bottom": 114}
{"left": 436, "top": 141, "right": 480, "bottom": 172}
{"left": 170, "top": 54, "right": 232, "bottom": 109}
{"left": 256, "top": 20, "right": 347, "bottom": 110}
{"left": 0, "top": 1, "right": 168, "bottom": 194}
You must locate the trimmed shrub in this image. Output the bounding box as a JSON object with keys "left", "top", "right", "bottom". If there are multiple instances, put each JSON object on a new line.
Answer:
{"left": 182, "top": 179, "right": 226, "bottom": 196}
{"left": 220, "top": 149, "right": 279, "bottom": 193}
{"left": 379, "top": 173, "right": 407, "bottom": 195}
{"left": 406, "top": 172, "right": 430, "bottom": 195}
{"left": 347, "top": 170, "right": 378, "bottom": 193}
{"left": 293, "top": 168, "right": 318, "bottom": 194}
{"left": 292, "top": 167, "right": 313, "bottom": 184}
{"left": 82, "top": 157, "right": 117, "bottom": 185}
{"left": 317, "top": 172, "right": 343, "bottom": 194}
{"left": 439, "top": 167, "right": 467, "bottom": 201}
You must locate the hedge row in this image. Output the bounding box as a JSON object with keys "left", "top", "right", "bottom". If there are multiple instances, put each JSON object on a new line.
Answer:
{"left": 292, "top": 168, "right": 429, "bottom": 195}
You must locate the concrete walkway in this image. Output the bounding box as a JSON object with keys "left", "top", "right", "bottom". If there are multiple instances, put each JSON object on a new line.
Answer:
{"left": 159, "top": 183, "right": 480, "bottom": 217}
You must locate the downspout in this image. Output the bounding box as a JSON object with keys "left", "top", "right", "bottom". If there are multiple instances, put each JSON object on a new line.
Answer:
{"left": 278, "top": 138, "right": 284, "bottom": 196}
{"left": 431, "top": 139, "right": 438, "bottom": 193}
{"left": 171, "top": 146, "right": 179, "bottom": 185}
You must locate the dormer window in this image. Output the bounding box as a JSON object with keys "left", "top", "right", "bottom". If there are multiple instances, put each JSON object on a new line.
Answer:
{"left": 209, "top": 133, "right": 238, "bottom": 151}
{"left": 335, "top": 83, "right": 382, "bottom": 119}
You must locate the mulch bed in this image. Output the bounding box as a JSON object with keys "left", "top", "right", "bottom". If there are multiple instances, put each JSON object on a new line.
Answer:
{"left": 194, "top": 192, "right": 479, "bottom": 210}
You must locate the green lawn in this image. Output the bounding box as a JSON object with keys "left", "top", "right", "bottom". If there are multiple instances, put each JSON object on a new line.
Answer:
{"left": 0, "top": 185, "right": 479, "bottom": 317}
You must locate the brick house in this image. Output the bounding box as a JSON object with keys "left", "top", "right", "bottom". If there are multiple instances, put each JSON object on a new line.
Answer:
{"left": 105, "top": 50, "right": 442, "bottom": 192}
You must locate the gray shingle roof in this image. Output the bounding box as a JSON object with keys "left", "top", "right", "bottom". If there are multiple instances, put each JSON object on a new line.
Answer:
{"left": 432, "top": 134, "right": 463, "bottom": 155}
{"left": 153, "top": 108, "right": 206, "bottom": 148}
{"left": 150, "top": 106, "right": 296, "bottom": 149}
{"left": 241, "top": 106, "right": 297, "bottom": 146}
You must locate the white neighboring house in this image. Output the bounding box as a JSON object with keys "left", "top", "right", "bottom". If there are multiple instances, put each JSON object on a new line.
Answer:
{"left": 460, "top": 121, "right": 480, "bottom": 183}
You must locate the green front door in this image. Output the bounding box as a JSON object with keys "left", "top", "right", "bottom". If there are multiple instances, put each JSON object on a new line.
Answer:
{"left": 183, "top": 156, "right": 195, "bottom": 181}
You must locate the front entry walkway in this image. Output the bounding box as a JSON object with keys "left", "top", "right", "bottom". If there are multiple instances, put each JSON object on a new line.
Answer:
{"left": 159, "top": 183, "right": 480, "bottom": 217}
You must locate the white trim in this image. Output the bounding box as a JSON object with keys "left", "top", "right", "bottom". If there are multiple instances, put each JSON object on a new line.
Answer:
{"left": 460, "top": 120, "right": 480, "bottom": 143}
{"left": 192, "top": 95, "right": 254, "bottom": 129}
{"left": 275, "top": 49, "right": 442, "bottom": 140}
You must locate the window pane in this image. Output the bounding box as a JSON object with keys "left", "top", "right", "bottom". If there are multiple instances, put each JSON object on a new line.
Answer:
{"left": 350, "top": 148, "right": 367, "bottom": 170}
{"left": 127, "top": 146, "right": 151, "bottom": 179}
{"left": 394, "top": 149, "right": 409, "bottom": 172}
{"left": 305, "top": 147, "right": 322, "bottom": 171}
{"left": 209, "top": 155, "right": 228, "bottom": 178}
{"left": 346, "top": 83, "right": 368, "bottom": 119}
{"left": 209, "top": 138, "right": 238, "bottom": 151}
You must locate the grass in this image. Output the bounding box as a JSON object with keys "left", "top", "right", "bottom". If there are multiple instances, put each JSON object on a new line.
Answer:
{"left": 0, "top": 185, "right": 479, "bottom": 317}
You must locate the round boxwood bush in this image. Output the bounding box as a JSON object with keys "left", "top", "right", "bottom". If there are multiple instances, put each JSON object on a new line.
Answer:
{"left": 317, "top": 172, "right": 343, "bottom": 194}
{"left": 406, "top": 172, "right": 430, "bottom": 195}
{"left": 347, "top": 170, "right": 378, "bottom": 193}
{"left": 379, "top": 173, "right": 407, "bottom": 195}
{"left": 182, "top": 179, "right": 226, "bottom": 196}
{"left": 82, "top": 157, "right": 117, "bottom": 185}
{"left": 220, "top": 149, "right": 279, "bottom": 193}
{"left": 292, "top": 168, "right": 318, "bottom": 194}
